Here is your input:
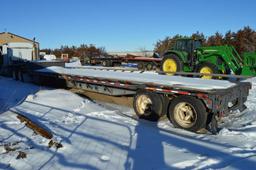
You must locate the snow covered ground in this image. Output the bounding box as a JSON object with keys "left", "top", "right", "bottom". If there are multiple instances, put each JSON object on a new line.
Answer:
{"left": 0, "top": 76, "right": 256, "bottom": 169}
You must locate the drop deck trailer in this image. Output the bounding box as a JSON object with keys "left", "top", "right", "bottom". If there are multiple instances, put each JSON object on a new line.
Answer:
{"left": 89, "top": 55, "right": 162, "bottom": 70}
{"left": 20, "top": 66, "right": 251, "bottom": 134}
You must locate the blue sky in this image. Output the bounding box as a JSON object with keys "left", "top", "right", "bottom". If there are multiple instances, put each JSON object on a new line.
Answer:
{"left": 1, "top": 0, "right": 256, "bottom": 51}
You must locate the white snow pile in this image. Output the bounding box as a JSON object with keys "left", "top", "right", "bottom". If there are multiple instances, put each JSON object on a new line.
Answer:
{"left": 43, "top": 54, "right": 57, "bottom": 61}
{"left": 0, "top": 76, "right": 256, "bottom": 169}
{"left": 38, "top": 66, "right": 237, "bottom": 91}
{"left": 65, "top": 60, "right": 82, "bottom": 67}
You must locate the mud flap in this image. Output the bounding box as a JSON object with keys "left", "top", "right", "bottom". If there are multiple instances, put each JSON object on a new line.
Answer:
{"left": 207, "top": 115, "right": 218, "bottom": 135}
{"left": 239, "top": 104, "right": 247, "bottom": 112}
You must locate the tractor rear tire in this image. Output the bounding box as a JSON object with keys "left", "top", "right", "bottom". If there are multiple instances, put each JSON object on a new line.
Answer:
{"left": 161, "top": 54, "right": 183, "bottom": 74}
{"left": 168, "top": 96, "right": 208, "bottom": 132}
{"left": 196, "top": 62, "right": 219, "bottom": 79}
{"left": 133, "top": 91, "right": 163, "bottom": 121}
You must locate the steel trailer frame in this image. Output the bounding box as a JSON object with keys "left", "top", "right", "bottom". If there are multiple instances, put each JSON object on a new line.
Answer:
{"left": 30, "top": 69, "right": 251, "bottom": 118}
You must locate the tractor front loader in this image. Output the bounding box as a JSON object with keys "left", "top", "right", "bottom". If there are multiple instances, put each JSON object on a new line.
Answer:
{"left": 161, "top": 38, "right": 256, "bottom": 78}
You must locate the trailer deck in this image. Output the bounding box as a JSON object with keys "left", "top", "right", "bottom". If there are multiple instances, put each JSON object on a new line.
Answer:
{"left": 37, "top": 66, "right": 237, "bottom": 92}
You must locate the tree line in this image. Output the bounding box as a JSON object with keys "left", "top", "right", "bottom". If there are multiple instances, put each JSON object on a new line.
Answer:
{"left": 154, "top": 26, "right": 256, "bottom": 56}
{"left": 41, "top": 26, "right": 256, "bottom": 60}
{"left": 41, "top": 44, "right": 106, "bottom": 59}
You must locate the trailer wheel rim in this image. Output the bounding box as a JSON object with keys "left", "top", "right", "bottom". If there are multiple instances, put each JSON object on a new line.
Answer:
{"left": 138, "top": 63, "right": 144, "bottom": 70}
{"left": 173, "top": 102, "right": 197, "bottom": 128}
{"left": 102, "top": 61, "right": 107, "bottom": 66}
{"left": 200, "top": 66, "right": 213, "bottom": 79}
{"left": 135, "top": 95, "right": 152, "bottom": 115}
{"left": 163, "top": 59, "right": 177, "bottom": 74}
{"left": 146, "top": 64, "right": 153, "bottom": 70}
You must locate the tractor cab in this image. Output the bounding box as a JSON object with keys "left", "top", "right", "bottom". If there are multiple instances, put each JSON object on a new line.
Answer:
{"left": 161, "top": 38, "right": 203, "bottom": 74}
{"left": 173, "top": 38, "right": 203, "bottom": 67}
{"left": 173, "top": 38, "right": 202, "bottom": 55}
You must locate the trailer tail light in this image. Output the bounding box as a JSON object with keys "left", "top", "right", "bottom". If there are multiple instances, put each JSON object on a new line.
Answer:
{"left": 178, "top": 91, "right": 190, "bottom": 95}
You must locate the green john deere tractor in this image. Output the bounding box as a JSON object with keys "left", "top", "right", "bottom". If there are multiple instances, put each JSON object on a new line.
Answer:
{"left": 161, "top": 38, "right": 256, "bottom": 78}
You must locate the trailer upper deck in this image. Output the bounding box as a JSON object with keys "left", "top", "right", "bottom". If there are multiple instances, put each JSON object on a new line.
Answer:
{"left": 35, "top": 66, "right": 243, "bottom": 93}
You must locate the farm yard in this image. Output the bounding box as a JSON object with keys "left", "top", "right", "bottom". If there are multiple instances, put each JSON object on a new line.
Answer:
{"left": 0, "top": 76, "right": 256, "bottom": 169}
{"left": 1, "top": 0, "right": 256, "bottom": 169}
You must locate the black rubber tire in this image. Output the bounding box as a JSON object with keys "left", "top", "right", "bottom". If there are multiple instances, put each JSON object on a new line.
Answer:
{"left": 196, "top": 62, "right": 220, "bottom": 76}
{"left": 12, "top": 69, "right": 19, "bottom": 80}
{"left": 102, "top": 60, "right": 107, "bottom": 67}
{"left": 146, "top": 63, "right": 153, "bottom": 70}
{"left": 107, "top": 61, "right": 113, "bottom": 67}
{"left": 152, "top": 65, "right": 157, "bottom": 70}
{"left": 113, "top": 62, "right": 121, "bottom": 67}
{"left": 18, "top": 71, "right": 24, "bottom": 82}
{"left": 137, "top": 62, "right": 145, "bottom": 70}
{"left": 133, "top": 91, "right": 163, "bottom": 121}
{"left": 161, "top": 54, "right": 183, "bottom": 72}
{"left": 102, "top": 60, "right": 112, "bottom": 67}
{"left": 168, "top": 96, "right": 207, "bottom": 132}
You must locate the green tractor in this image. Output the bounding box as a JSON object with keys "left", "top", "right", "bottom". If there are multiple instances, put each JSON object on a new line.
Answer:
{"left": 161, "top": 38, "right": 256, "bottom": 78}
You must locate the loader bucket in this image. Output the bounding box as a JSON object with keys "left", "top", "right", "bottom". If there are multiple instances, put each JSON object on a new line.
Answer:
{"left": 242, "top": 52, "right": 256, "bottom": 76}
